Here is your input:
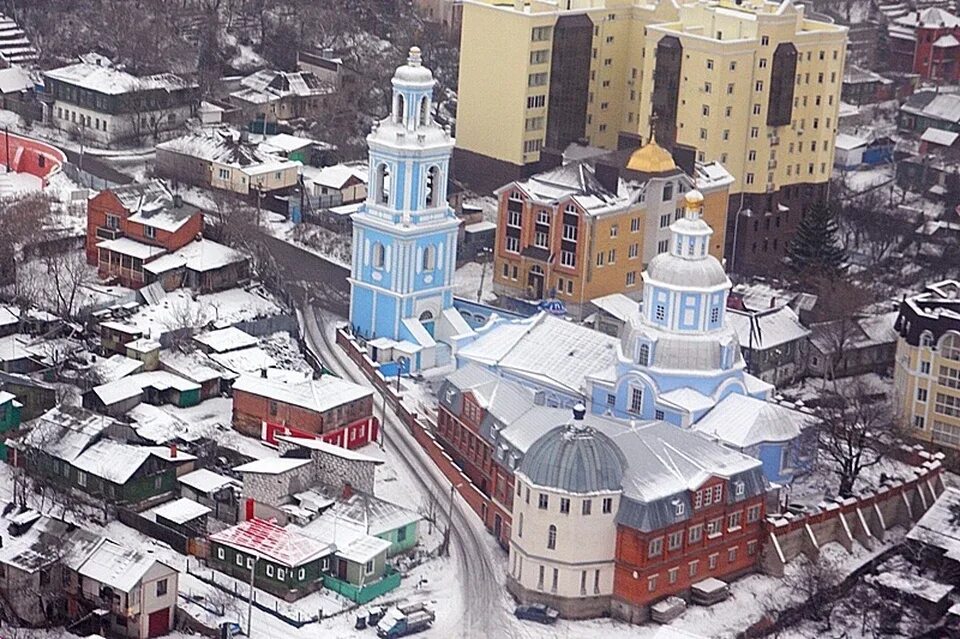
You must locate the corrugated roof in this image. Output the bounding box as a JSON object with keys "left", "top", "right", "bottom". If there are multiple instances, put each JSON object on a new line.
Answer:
{"left": 232, "top": 373, "right": 373, "bottom": 415}
{"left": 210, "top": 518, "right": 334, "bottom": 567}
{"left": 520, "top": 422, "right": 627, "bottom": 493}
{"left": 693, "top": 394, "right": 812, "bottom": 448}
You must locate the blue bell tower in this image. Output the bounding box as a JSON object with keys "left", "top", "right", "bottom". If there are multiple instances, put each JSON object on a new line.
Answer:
{"left": 349, "top": 47, "right": 464, "bottom": 371}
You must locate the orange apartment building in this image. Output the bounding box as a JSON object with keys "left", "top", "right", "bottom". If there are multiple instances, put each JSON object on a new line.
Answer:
{"left": 85, "top": 181, "right": 203, "bottom": 288}
{"left": 492, "top": 141, "right": 732, "bottom": 315}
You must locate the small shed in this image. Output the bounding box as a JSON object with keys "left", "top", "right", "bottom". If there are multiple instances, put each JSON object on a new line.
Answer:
{"left": 126, "top": 338, "right": 161, "bottom": 371}
{"left": 834, "top": 133, "right": 868, "bottom": 169}
{"left": 178, "top": 468, "right": 241, "bottom": 522}
{"left": 152, "top": 497, "right": 211, "bottom": 536}
{"left": 100, "top": 321, "right": 143, "bottom": 356}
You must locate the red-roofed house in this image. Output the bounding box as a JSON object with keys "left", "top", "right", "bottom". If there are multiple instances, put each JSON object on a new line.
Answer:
{"left": 889, "top": 8, "right": 960, "bottom": 82}
{"left": 209, "top": 518, "right": 335, "bottom": 600}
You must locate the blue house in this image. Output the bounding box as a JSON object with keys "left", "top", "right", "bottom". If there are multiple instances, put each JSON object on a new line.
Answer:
{"left": 348, "top": 47, "right": 473, "bottom": 372}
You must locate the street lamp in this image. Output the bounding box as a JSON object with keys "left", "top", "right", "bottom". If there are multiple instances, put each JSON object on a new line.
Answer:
{"left": 246, "top": 555, "right": 259, "bottom": 636}
{"left": 477, "top": 246, "right": 493, "bottom": 302}
{"left": 443, "top": 482, "right": 463, "bottom": 557}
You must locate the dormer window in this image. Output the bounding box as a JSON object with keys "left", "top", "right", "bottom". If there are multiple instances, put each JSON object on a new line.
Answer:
{"left": 673, "top": 499, "right": 685, "bottom": 517}
{"left": 920, "top": 331, "right": 934, "bottom": 348}
{"left": 734, "top": 480, "right": 745, "bottom": 497}
{"left": 638, "top": 343, "right": 650, "bottom": 366}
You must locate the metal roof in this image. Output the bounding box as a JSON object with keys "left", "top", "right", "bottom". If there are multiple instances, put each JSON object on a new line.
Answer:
{"left": 519, "top": 422, "right": 627, "bottom": 494}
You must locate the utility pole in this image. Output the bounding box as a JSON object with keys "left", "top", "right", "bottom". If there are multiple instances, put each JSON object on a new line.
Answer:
{"left": 476, "top": 247, "right": 491, "bottom": 302}
{"left": 3, "top": 127, "right": 8, "bottom": 174}
{"left": 246, "top": 555, "right": 258, "bottom": 636}
{"left": 442, "top": 482, "right": 463, "bottom": 557}
{"left": 379, "top": 387, "right": 387, "bottom": 452}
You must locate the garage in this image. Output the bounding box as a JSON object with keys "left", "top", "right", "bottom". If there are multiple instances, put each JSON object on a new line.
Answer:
{"left": 147, "top": 607, "right": 170, "bottom": 637}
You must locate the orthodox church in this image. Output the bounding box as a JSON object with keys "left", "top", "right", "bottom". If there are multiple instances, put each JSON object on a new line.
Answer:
{"left": 348, "top": 47, "right": 474, "bottom": 372}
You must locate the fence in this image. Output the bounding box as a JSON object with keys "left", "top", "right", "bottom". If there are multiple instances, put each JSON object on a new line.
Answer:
{"left": 322, "top": 566, "right": 401, "bottom": 605}
{"left": 117, "top": 506, "right": 190, "bottom": 555}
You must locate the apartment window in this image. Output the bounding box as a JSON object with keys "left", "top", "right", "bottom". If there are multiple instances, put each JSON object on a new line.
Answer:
{"left": 935, "top": 393, "right": 960, "bottom": 417}
{"left": 218, "top": 168, "right": 230, "bottom": 180}
{"left": 709, "top": 553, "right": 719, "bottom": 570}
{"left": 582, "top": 499, "right": 592, "bottom": 515}
{"left": 660, "top": 213, "right": 671, "bottom": 228}
{"left": 628, "top": 243, "right": 639, "bottom": 259}
{"left": 547, "top": 525, "right": 557, "bottom": 550}
{"left": 668, "top": 567, "right": 679, "bottom": 584}
{"left": 602, "top": 498, "right": 613, "bottom": 514}
{"left": 689, "top": 560, "right": 699, "bottom": 577}
{"left": 505, "top": 237, "right": 520, "bottom": 253}
{"left": 560, "top": 498, "right": 570, "bottom": 514}
{"left": 752, "top": 104, "right": 761, "bottom": 115}
{"left": 518, "top": 513, "right": 524, "bottom": 537}
{"left": 706, "top": 59, "right": 714, "bottom": 70}
{"left": 530, "top": 49, "right": 549, "bottom": 65}
{"left": 534, "top": 230, "right": 548, "bottom": 248}
{"left": 629, "top": 387, "right": 643, "bottom": 414}
{"left": 648, "top": 574, "right": 658, "bottom": 592}
{"left": 704, "top": 82, "right": 712, "bottom": 93}
{"left": 750, "top": 127, "right": 759, "bottom": 138}
{"left": 600, "top": 101, "right": 609, "bottom": 110}
{"left": 728, "top": 547, "right": 738, "bottom": 563}
{"left": 914, "top": 415, "right": 926, "bottom": 429}
{"left": 720, "top": 153, "right": 728, "bottom": 164}
{"left": 539, "top": 493, "right": 549, "bottom": 509}
{"left": 605, "top": 35, "right": 614, "bottom": 43}
{"left": 747, "top": 504, "right": 761, "bottom": 523}
{"left": 748, "top": 540, "right": 758, "bottom": 556}
{"left": 143, "top": 225, "right": 156, "bottom": 239}
{"left": 728, "top": 511, "right": 742, "bottom": 531}
{"left": 657, "top": 239, "right": 669, "bottom": 254}
{"left": 663, "top": 182, "right": 674, "bottom": 201}
{"left": 713, "top": 485, "right": 723, "bottom": 503}
{"left": 817, "top": 72, "right": 824, "bottom": 83}
{"left": 603, "top": 58, "right": 612, "bottom": 67}
{"left": 626, "top": 271, "right": 637, "bottom": 286}
{"left": 526, "top": 94, "right": 546, "bottom": 109}
{"left": 689, "top": 524, "right": 703, "bottom": 544}
{"left": 528, "top": 72, "right": 548, "bottom": 87}
{"left": 938, "top": 365, "right": 960, "bottom": 388}
{"left": 761, "top": 35, "right": 769, "bottom": 46}
{"left": 729, "top": 61, "right": 737, "bottom": 71}
{"left": 610, "top": 224, "right": 618, "bottom": 238}
{"left": 523, "top": 139, "right": 543, "bottom": 154}
{"left": 759, "top": 58, "right": 767, "bottom": 68}
{"left": 266, "top": 565, "right": 275, "bottom": 577}
{"left": 531, "top": 26, "right": 552, "bottom": 41}
{"left": 702, "top": 105, "right": 710, "bottom": 116}
{"left": 918, "top": 387, "right": 928, "bottom": 402}
{"left": 560, "top": 250, "right": 575, "bottom": 267}
{"left": 668, "top": 530, "right": 683, "bottom": 551}
{"left": 699, "top": 128, "right": 707, "bottom": 141}
{"left": 754, "top": 80, "right": 763, "bottom": 92}
{"left": 648, "top": 537, "right": 663, "bottom": 558}
{"left": 746, "top": 173, "right": 755, "bottom": 185}
{"left": 525, "top": 117, "right": 544, "bottom": 131}
{"left": 706, "top": 518, "right": 723, "bottom": 537}
{"left": 156, "top": 579, "right": 168, "bottom": 596}
{"left": 748, "top": 150, "right": 757, "bottom": 162}
{"left": 596, "top": 253, "right": 604, "bottom": 267}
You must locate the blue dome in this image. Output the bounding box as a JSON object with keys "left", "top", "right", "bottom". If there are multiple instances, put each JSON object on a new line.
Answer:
{"left": 520, "top": 421, "right": 626, "bottom": 493}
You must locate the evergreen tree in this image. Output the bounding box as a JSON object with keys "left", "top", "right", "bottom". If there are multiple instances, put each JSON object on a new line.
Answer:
{"left": 785, "top": 200, "right": 847, "bottom": 279}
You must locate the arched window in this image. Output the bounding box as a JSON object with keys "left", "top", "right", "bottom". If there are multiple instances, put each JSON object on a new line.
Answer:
{"left": 638, "top": 343, "right": 650, "bottom": 366}
{"left": 920, "top": 331, "right": 934, "bottom": 348}
{"left": 419, "top": 96, "right": 429, "bottom": 125}
{"left": 942, "top": 332, "right": 960, "bottom": 362}
{"left": 395, "top": 93, "right": 405, "bottom": 125}
{"left": 419, "top": 310, "right": 434, "bottom": 322}
{"left": 422, "top": 245, "right": 436, "bottom": 271}
{"left": 372, "top": 242, "right": 385, "bottom": 269}
{"left": 547, "top": 524, "right": 557, "bottom": 550}
{"left": 425, "top": 165, "right": 440, "bottom": 207}
{"left": 376, "top": 163, "right": 390, "bottom": 205}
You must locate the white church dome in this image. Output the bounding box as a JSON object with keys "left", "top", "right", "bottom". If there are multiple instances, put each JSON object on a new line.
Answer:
{"left": 393, "top": 47, "right": 434, "bottom": 85}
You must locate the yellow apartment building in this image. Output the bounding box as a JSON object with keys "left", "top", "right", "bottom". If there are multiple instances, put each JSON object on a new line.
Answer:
{"left": 456, "top": 0, "right": 847, "bottom": 275}
{"left": 894, "top": 280, "right": 960, "bottom": 452}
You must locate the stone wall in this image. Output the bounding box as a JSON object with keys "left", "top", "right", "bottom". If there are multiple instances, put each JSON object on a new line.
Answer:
{"left": 240, "top": 464, "right": 315, "bottom": 507}
{"left": 276, "top": 438, "right": 376, "bottom": 494}
{"left": 760, "top": 459, "right": 945, "bottom": 577}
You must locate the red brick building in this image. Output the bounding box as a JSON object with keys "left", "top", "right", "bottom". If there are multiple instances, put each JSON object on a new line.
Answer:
{"left": 232, "top": 374, "right": 377, "bottom": 450}
{"left": 86, "top": 181, "right": 203, "bottom": 288}
{"left": 889, "top": 8, "right": 960, "bottom": 83}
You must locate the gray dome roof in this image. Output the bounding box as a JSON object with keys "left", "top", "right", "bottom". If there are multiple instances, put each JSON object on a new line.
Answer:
{"left": 393, "top": 47, "right": 434, "bottom": 85}
{"left": 520, "top": 423, "right": 626, "bottom": 493}
{"left": 646, "top": 252, "right": 729, "bottom": 288}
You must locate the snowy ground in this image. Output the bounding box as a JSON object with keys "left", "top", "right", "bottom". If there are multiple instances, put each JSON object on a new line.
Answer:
{"left": 127, "top": 286, "right": 284, "bottom": 340}
{"left": 263, "top": 214, "right": 352, "bottom": 268}
{"left": 7, "top": 255, "right": 136, "bottom": 316}
{"left": 453, "top": 260, "right": 496, "bottom": 303}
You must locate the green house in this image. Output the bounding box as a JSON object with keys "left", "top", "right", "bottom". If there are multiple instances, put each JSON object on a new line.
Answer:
{"left": 0, "top": 391, "right": 21, "bottom": 457}
{"left": 329, "top": 493, "right": 422, "bottom": 557}
{"left": 209, "top": 518, "right": 335, "bottom": 602}
{"left": 68, "top": 439, "right": 178, "bottom": 504}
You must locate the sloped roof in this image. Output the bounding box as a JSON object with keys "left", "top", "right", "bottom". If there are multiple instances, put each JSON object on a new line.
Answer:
{"left": 520, "top": 422, "right": 627, "bottom": 493}
{"left": 78, "top": 539, "right": 170, "bottom": 592}
{"left": 24, "top": 405, "right": 112, "bottom": 462}
{"left": 45, "top": 62, "right": 195, "bottom": 95}
{"left": 192, "top": 326, "right": 258, "bottom": 353}
{"left": 727, "top": 306, "right": 810, "bottom": 350}
{"left": 233, "top": 457, "right": 310, "bottom": 474}
{"left": 72, "top": 439, "right": 152, "bottom": 484}
{"left": 693, "top": 394, "right": 813, "bottom": 448}
{"left": 178, "top": 468, "right": 240, "bottom": 494}
{"left": 210, "top": 518, "right": 334, "bottom": 567}
{"left": 151, "top": 497, "right": 211, "bottom": 524}
{"left": 232, "top": 373, "right": 373, "bottom": 415}
{"left": 907, "top": 487, "right": 960, "bottom": 561}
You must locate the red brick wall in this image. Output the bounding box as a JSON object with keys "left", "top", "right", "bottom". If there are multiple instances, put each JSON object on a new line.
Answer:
{"left": 0, "top": 131, "right": 65, "bottom": 180}
{"left": 231, "top": 387, "right": 374, "bottom": 441}
{"left": 86, "top": 191, "right": 129, "bottom": 265}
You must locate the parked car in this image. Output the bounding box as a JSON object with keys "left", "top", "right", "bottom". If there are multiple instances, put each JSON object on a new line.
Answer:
{"left": 514, "top": 603, "right": 559, "bottom": 624}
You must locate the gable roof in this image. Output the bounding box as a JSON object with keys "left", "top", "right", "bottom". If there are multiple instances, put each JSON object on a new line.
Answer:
{"left": 210, "top": 518, "right": 334, "bottom": 567}
{"left": 78, "top": 539, "right": 171, "bottom": 592}
{"left": 232, "top": 374, "right": 373, "bottom": 415}
{"left": 727, "top": 305, "right": 810, "bottom": 351}
{"left": 693, "top": 394, "right": 814, "bottom": 448}
{"left": 71, "top": 439, "right": 152, "bottom": 484}
{"left": 178, "top": 468, "right": 240, "bottom": 494}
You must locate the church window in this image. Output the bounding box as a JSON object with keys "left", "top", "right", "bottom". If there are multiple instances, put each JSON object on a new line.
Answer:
{"left": 662, "top": 182, "right": 674, "bottom": 202}
{"left": 376, "top": 163, "right": 391, "bottom": 205}
{"left": 606, "top": 393, "right": 616, "bottom": 407}
{"left": 422, "top": 246, "right": 436, "bottom": 271}
{"left": 687, "top": 237, "right": 696, "bottom": 256}
{"left": 655, "top": 304, "right": 666, "bottom": 322}
{"left": 710, "top": 306, "right": 720, "bottom": 324}
{"left": 629, "top": 387, "right": 643, "bottom": 414}
{"left": 372, "top": 243, "right": 385, "bottom": 269}
{"left": 395, "top": 93, "right": 405, "bottom": 125}
{"left": 638, "top": 343, "right": 650, "bottom": 366}
{"left": 425, "top": 166, "right": 441, "bottom": 207}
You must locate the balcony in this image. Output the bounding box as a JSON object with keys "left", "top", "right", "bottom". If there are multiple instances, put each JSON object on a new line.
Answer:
{"left": 768, "top": 160, "right": 777, "bottom": 169}
{"left": 95, "top": 226, "right": 124, "bottom": 241}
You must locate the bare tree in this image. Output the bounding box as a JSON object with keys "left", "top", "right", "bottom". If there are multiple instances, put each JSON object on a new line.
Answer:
{"left": 162, "top": 295, "right": 211, "bottom": 347}
{"left": 816, "top": 379, "right": 894, "bottom": 496}
{"left": 807, "top": 277, "right": 873, "bottom": 381}
{"left": 42, "top": 251, "right": 96, "bottom": 320}
{"left": 784, "top": 554, "right": 844, "bottom": 626}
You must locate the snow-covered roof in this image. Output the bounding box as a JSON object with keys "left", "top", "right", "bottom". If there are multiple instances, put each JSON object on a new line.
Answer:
{"left": 809, "top": 312, "right": 899, "bottom": 353}
{"left": 0, "top": 66, "right": 32, "bottom": 94}
{"left": 335, "top": 534, "right": 391, "bottom": 564}
{"left": 902, "top": 91, "right": 960, "bottom": 124}
{"left": 237, "top": 69, "right": 333, "bottom": 99}
{"left": 727, "top": 306, "right": 810, "bottom": 351}
{"left": 302, "top": 163, "right": 368, "bottom": 189}
{"left": 92, "top": 354, "right": 143, "bottom": 382}
{"left": 142, "top": 238, "right": 247, "bottom": 275}
{"left": 871, "top": 570, "right": 953, "bottom": 602}
{"left": 210, "top": 518, "right": 334, "bottom": 568}
{"left": 658, "top": 387, "right": 716, "bottom": 414}
{"left": 45, "top": 62, "right": 195, "bottom": 96}
{"left": 106, "top": 181, "right": 170, "bottom": 212}
{"left": 178, "top": 468, "right": 240, "bottom": 494}
{"left": 935, "top": 34, "right": 960, "bottom": 48}
{"left": 834, "top": 133, "right": 868, "bottom": 151}
{"left": 96, "top": 237, "right": 167, "bottom": 261}
{"left": 78, "top": 539, "right": 170, "bottom": 593}
{"left": 234, "top": 457, "right": 311, "bottom": 475}
{"left": 326, "top": 492, "right": 421, "bottom": 537}
{"left": 275, "top": 435, "right": 383, "bottom": 464}
{"left": 240, "top": 159, "right": 301, "bottom": 177}
{"left": 258, "top": 133, "right": 318, "bottom": 155}
{"left": 458, "top": 313, "right": 618, "bottom": 397}
{"left": 590, "top": 293, "right": 639, "bottom": 323}
{"left": 895, "top": 7, "right": 960, "bottom": 29}
{"left": 0, "top": 516, "right": 103, "bottom": 574}
{"left": 232, "top": 374, "right": 373, "bottom": 415}
{"left": 100, "top": 321, "right": 141, "bottom": 335}
{"left": 907, "top": 487, "right": 960, "bottom": 561}
{"left": 126, "top": 338, "right": 160, "bottom": 354}
{"left": 128, "top": 199, "right": 200, "bottom": 233}
{"left": 24, "top": 405, "right": 113, "bottom": 462}
{"left": 0, "top": 334, "right": 32, "bottom": 363}
{"left": 72, "top": 439, "right": 152, "bottom": 484}
{"left": 693, "top": 394, "right": 813, "bottom": 448}
{"left": 464, "top": 220, "right": 496, "bottom": 233}
{"left": 193, "top": 326, "right": 258, "bottom": 354}
{"left": 159, "top": 351, "right": 224, "bottom": 384}
{"left": 157, "top": 128, "right": 287, "bottom": 170}
{"left": 92, "top": 370, "right": 201, "bottom": 406}
{"left": 145, "top": 445, "right": 197, "bottom": 462}
{"left": 921, "top": 127, "right": 959, "bottom": 147}
{"left": 151, "top": 497, "right": 211, "bottom": 524}
{"left": 209, "top": 346, "right": 277, "bottom": 374}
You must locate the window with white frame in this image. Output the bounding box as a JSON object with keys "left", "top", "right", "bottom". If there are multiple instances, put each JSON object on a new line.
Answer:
{"left": 266, "top": 565, "right": 275, "bottom": 577}
{"left": 365, "top": 560, "right": 375, "bottom": 575}
{"left": 507, "top": 210, "right": 521, "bottom": 227}
{"left": 277, "top": 568, "right": 286, "bottom": 580}
{"left": 505, "top": 237, "right": 520, "bottom": 253}
{"left": 560, "top": 250, "right": 575, "bottom": 267}
{"left": 629, "top": 387, "right": 643, "bottom": 414}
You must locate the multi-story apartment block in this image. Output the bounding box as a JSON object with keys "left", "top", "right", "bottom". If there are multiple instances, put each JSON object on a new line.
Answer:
{"left": 456, "top": 0, "right": 847, "bottom": 274}
{"left": 894, "top": 280, "right": 960, "bottom": 451}
{"left": 491, "top": 141, "right": 732, "bottom": 311}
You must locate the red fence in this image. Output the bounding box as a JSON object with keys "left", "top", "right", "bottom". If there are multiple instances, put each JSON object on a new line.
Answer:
{"left": 336, "top": 328, "right": 488, "bottom": 516}
{"left": 0, "top": 131, "right": 65, "bottom": 183}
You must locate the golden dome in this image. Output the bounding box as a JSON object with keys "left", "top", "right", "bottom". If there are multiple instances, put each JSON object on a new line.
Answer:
{"left": 625, "top": 139, "right": 677, "bottom": 174}
{"left": 684, "top": 189, "right": 704, "bottom": 206}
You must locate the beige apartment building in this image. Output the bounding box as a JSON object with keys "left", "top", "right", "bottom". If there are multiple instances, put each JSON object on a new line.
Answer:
{"left": 894, "top": 280, "right": 960, "bottom": 452}
{"left": 455, "top": 0, "right": 847, "bottom": 274}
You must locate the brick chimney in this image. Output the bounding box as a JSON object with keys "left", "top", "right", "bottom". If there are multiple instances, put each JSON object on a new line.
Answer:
{"left": 169, "top": 443, "right": 177, "bottom": 459}
{"left": 341, "top": 482, "right": 353, "bottom": 500}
